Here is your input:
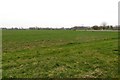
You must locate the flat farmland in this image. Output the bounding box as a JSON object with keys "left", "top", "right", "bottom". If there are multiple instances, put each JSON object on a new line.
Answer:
{"left": 2, "top": 30, "right": 119, "bottom": 78}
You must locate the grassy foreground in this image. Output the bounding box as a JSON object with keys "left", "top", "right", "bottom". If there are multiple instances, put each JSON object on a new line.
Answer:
{"left": 2, "top": 30, "right": 119, "bottom": 78}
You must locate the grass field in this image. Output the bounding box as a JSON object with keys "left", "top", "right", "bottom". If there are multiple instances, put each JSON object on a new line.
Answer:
{"left": 2, "top": 30, "right": 119, "bottom": 78}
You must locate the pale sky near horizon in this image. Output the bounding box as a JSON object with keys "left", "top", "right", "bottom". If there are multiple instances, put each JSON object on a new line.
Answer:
{"left": 0, "top": 0, "right": 119, "bottom": 28}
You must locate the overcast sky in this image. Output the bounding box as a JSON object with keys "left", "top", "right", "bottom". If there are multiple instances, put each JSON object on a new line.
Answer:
{"left": 0, "top": 0, "right": 119, "bottom": 28}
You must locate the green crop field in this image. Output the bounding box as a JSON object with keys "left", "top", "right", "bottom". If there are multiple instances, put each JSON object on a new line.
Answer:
{"left": 2, "top": 30, "right": 119, "bottom": 78}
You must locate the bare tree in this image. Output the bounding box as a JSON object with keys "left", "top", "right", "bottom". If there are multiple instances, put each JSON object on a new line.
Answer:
{"left": 101, "top": 22, "right": 107, "bottom": 30}
{"left": 101, "top": 22, "right": 107, "bottom": 27}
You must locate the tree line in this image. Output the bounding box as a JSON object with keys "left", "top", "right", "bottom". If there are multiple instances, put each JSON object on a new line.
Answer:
{"left": 1, "top": 25, "right": 119, "bottom": 30}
